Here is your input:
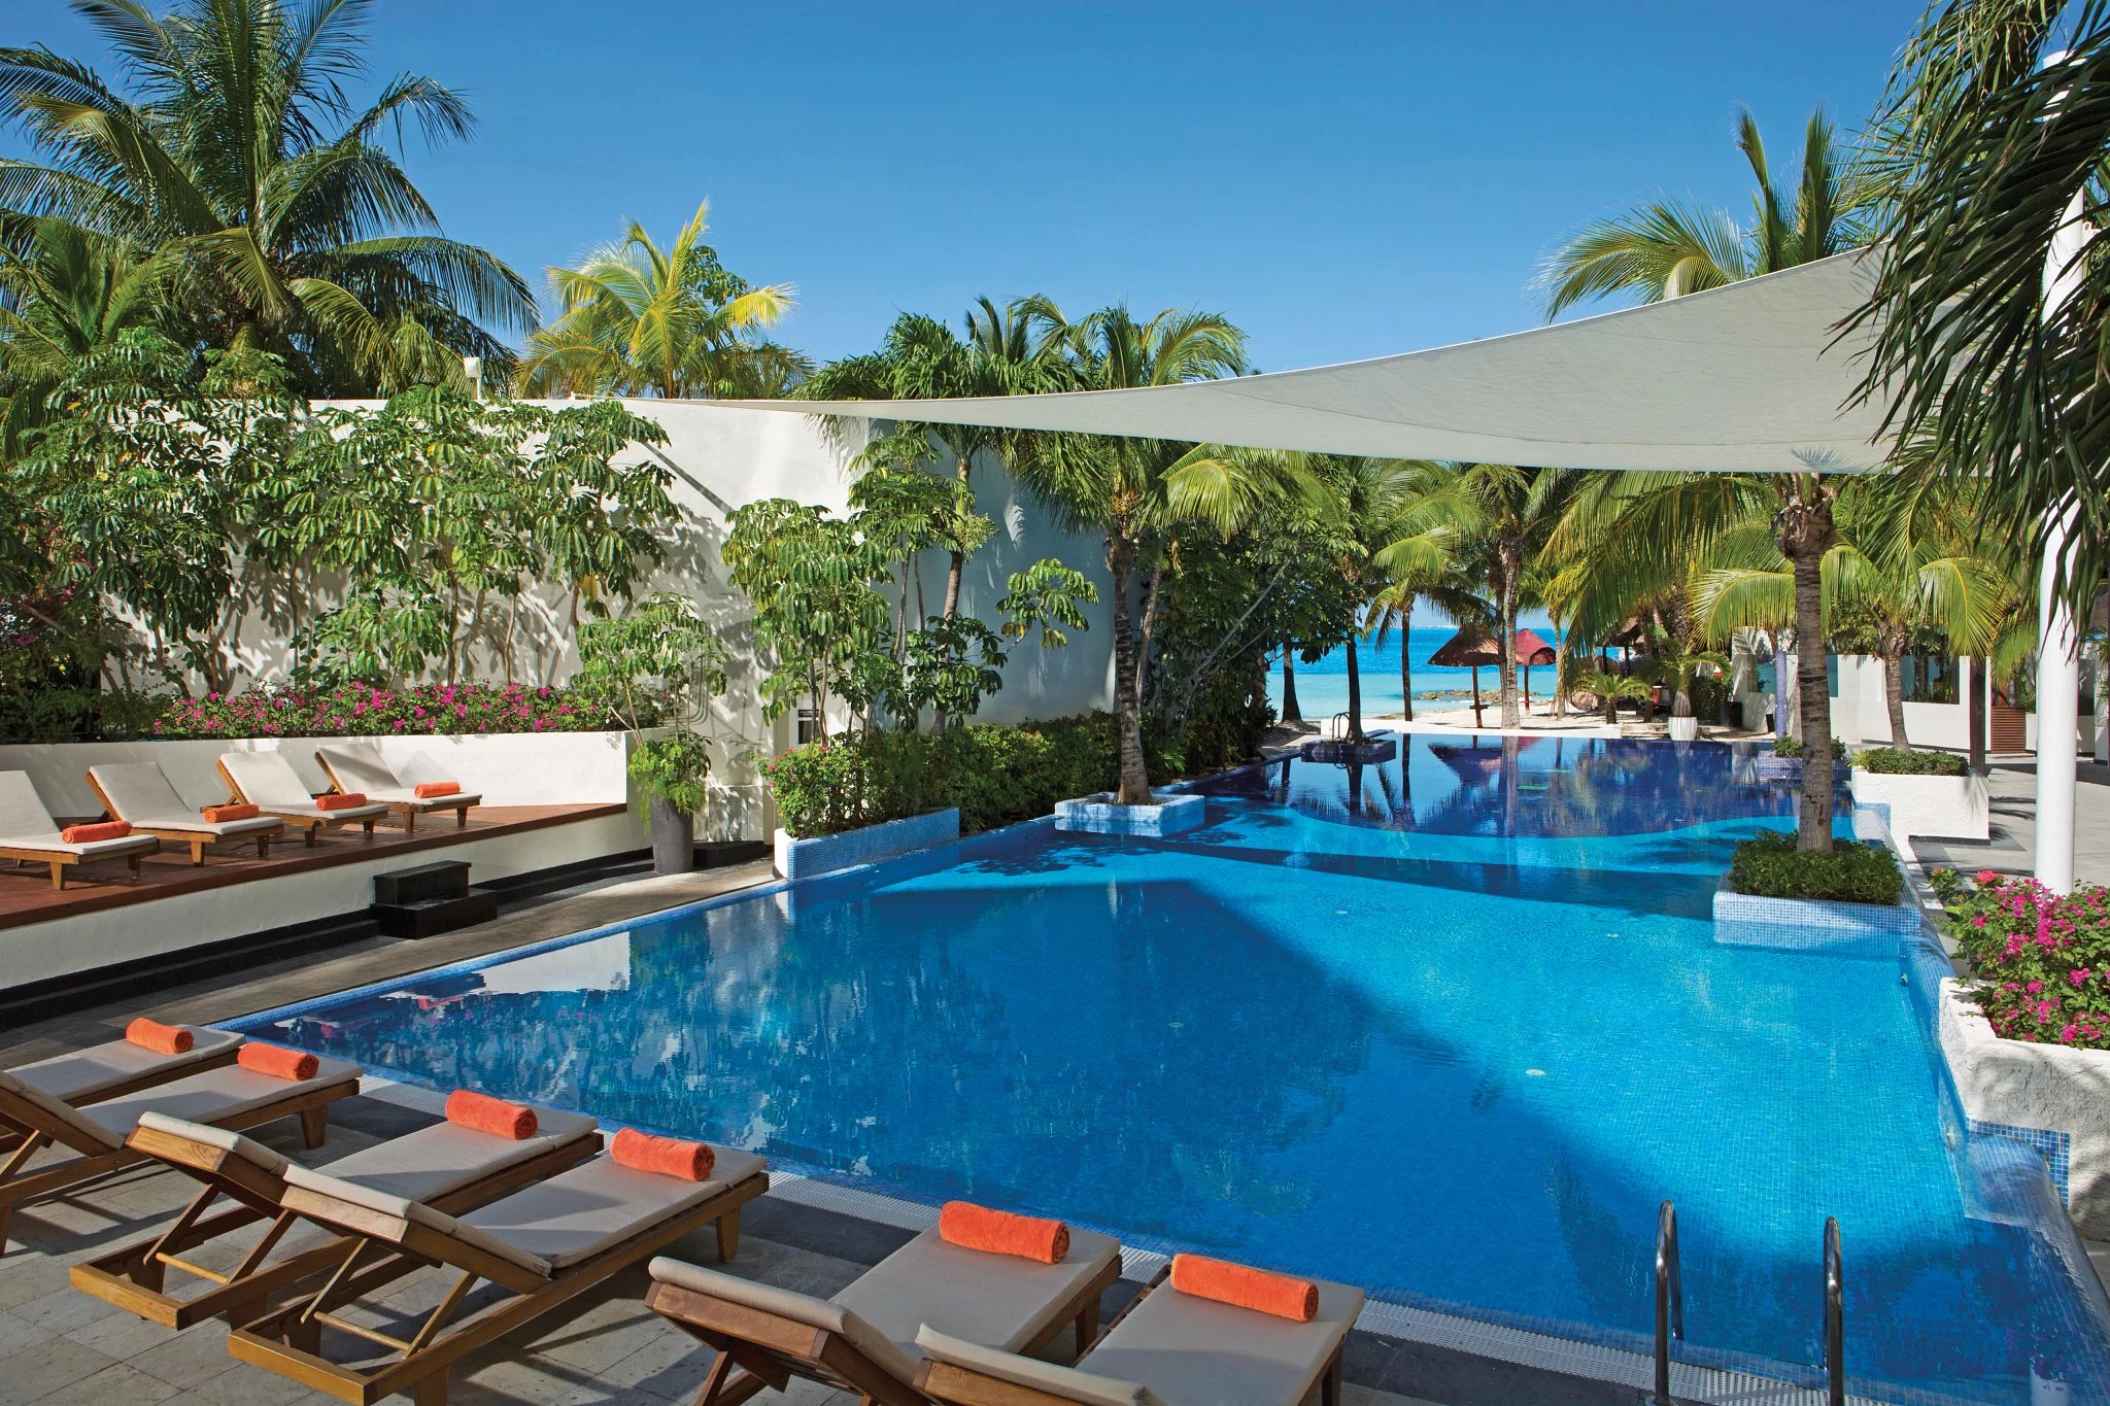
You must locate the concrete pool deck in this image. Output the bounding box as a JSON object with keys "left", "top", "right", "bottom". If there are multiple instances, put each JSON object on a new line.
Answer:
{"left": 0, "top": 864, "right": 1634, "bottom": 1406}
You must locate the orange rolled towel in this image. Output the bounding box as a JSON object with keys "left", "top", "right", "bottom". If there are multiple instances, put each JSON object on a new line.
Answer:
{"left": 413, "top": 781, "right": 462, "bottom": 799}
{"left": 238, "top": 1043, "right": 319, "bottom": 1081}
{"left": 315, "top": 792, "right": 368, "bottom": 811}
{"left": 1169, "top": 1254, "right": 1318, "bottom": 1322}
{"left": 610, "top": 1127, "right": 716, "bottom": 1180}
{"left": 60, "top": 820, "right": 131, "bottom": 843}
{"left": 938, "top": 1201, "right": 1070, "bottom": 1264}
{"left": 124, "top": 1018, "right": 193, "bottom": 1054}
{"left": 202, "top": 803, "right": 259, "bottom": 823}
{"left": 445, "top": 1090, "right": 538, "bottom": 1140}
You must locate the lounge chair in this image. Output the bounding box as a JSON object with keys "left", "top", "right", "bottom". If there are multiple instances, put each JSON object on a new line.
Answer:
{"left": 314, "top": 743, "right": 481, "bottom": 832}
{"left": 228, "top": 1139, "right": 768, "bottom": 1404}
{"left": 87, "top": 761, "right": 285, "bottom": 864}
{"left": 914, "top": 1261, "right": 1365, "bottom": 1406}
{"left": 643, "top": 1219, "right": 1123, "bottom": 1406}
{"left": 2, "top": 1024, "right": 243, "bottom": 1128}
{"left": 0, "top": 1050, "right": 359, "bottom": 1252}
{"left": 0, "top": 770, "right": 160, "bottom": 890}
{"left": 217, "top": 751, "right": 390, "bottom": 845}
{"left": 73, "top": 1103, "right": 600, "bottom": 1329}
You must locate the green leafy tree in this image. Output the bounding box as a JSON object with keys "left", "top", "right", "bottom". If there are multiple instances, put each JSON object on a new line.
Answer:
{"left": 517, "top": 200, "right": 805, "bottom": 399}
{"left": 721, "top": 498, "right": 894, "bottom": 733}
{"left": 0, "top": 0, "right": 537, "bottom": 394}
{"left": 1453, "top": 465, "right": 1582, "bottom": 729}
{"left": 576, "top": 594, "right": 729, "bottom": 819}
{"left": 0, "top": 216, "right": 171, "bottom": 453}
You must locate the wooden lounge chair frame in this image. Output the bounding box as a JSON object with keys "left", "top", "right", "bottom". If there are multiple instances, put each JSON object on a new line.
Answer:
{"left": 216, "top": 759, "right": 380, "bottom": 846}
{"left": 914, "top": 1265, "right": 1347, "bottom": 1406}
{"left": 0, "top": 1072, "right": 355, "bottom": 1251}
{"left": 72, "top": 1117, "right": 601, "bottom": 1330}
{"left": 315, "top": 746, "right": 476, "bottom": 833}
{"left": 0, "top": 842, "right": 148, "bottom": 890}
{"left": 229, "top": 1165, "right": 769, "bottom": 1406}
{"left": 646, "top": 1248, "right": 1122, "bottom": 1406}
{"left": 85, "top": 771, "right": 282, "bottom": 865}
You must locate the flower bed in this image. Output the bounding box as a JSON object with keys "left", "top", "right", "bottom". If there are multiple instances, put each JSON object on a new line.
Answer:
{"left": 1936, "top": 868, "right": 2110, "bottom": 1051}
{"left": 148, "top": 683, "right": 645, "bottom": 739}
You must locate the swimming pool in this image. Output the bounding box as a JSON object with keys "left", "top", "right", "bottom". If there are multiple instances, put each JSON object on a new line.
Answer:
{"left": 237, "top": 735, "right": 2110, "bottom": 1404}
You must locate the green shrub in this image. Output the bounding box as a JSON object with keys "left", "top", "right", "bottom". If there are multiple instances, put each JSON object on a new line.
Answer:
{"left": 1728, "top": 831, "right": 1903, "bottom": 905}
{"left": 0, "top": 686, "right": 164, "bottom": 744}
{"left": 1769, "top": 734, "right": 1847, "bottom": 760}
{"left": 1852, "top": 747, "right": 1968, "bottom": 776}
{"left": 764, "top": 714, "right": 1196, "bottom": 838}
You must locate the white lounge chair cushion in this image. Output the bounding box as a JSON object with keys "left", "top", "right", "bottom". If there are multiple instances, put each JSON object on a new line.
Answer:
{"left": 0, "top": 1068, "right": 126, "bottom": 1152}
{"left": 0, "top": 771, "right": 158, "bottom": 856}
{"left": 315, "top": 745, "right": 479, "bottom": 809}
{"left": 135, "top": 1110, "right": 290, "bottom": 1175}
{"left": 81, "top": 1055, "right": 361, "bottom": 1139}
{"left": 221, "top": 752, "right": 387, "bottom": 820}
{"left": 89, "top": 763, "right": 280, "bottom": 835}
{"left": 651, "top": 1257, "right": 921, "bottom": 1386}
{"left": 12, "top": 1027, "right": 242, "bottom": 1103}
{"left": 916, "top": 1326, "right": 1166, "bottom": 1406}
{"left": 318, "top": 1107, "right": 596, "bottom": 1204}
{"left": 459, "top": 1146, "right": 764, "bottom": 1271}
{"left": 832, "top": 1223, "right": 1121, "bottom": 1357}
{"left": 1079, "top": 1274, "right": 1365, "bottom": 1406}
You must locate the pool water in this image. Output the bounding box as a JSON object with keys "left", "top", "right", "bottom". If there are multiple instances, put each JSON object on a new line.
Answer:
{"left": 241, "top": 736, "right": 2110, "bottom": 1404}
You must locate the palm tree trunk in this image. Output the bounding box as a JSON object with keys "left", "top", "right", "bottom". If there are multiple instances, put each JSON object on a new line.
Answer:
{"left": 1882, "top": 639, "right": 1911, "bottom": 752}
{"left": 1110, "top": 536, "right": 1151, "bottom": 805}
{"left": 942, "top": 551, "right": 963, "bottom": 621}
{"left": 1281, "top": 646, "right": 1302, "bottom": 723}
{"left": 1781, "top": 485, "right": 1838, "bottom": 854}
{"left": 1399, "top": 600, "right": 1416, "bottom": 723}
{"left": 1498, "top": 543, "right": 1521, "bottom": 729}
{"left": 1552, "top": 626, "right": 1568, "bottom": 719}
{"left": 1345, "top": 635, "right": 1364, "bottom": 742}
{"left": 1136, "top": 561, "right": 1164, "bottom": 710}
{"left": 1969, "top": 657, "right": 1987, "bottom": 772}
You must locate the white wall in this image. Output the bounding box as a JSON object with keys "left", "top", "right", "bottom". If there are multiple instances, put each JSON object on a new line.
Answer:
{"left": 143, "top": 400, "right": 1118, "bottom": 839}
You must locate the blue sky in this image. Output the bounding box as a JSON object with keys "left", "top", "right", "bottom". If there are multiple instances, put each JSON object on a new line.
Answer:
{"left": 4, "top": 1, "right": 1927, "bottom": 371}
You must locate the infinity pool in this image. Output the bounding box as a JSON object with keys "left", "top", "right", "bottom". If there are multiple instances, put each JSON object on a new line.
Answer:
{"left": 239, "top": 736, "right": 2110, "bottom": 1404}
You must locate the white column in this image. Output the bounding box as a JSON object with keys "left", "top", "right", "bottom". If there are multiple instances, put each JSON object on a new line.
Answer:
{"left": 2035, "top": 135, "right": 2088, "bottom": 891}
{"left": 2094, "top": 641, "right": 2108, "bottom": 764}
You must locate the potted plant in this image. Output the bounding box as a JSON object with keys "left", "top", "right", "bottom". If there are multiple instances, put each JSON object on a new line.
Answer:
{"left": 575, "top": 594, "right": 727, "bottom": 874}
{"left": 1755, "top": 733, "right": 1852, "bottom": 784}
{"left": 1848, "top": 746, "right": 1987, "bottom": 840}
{"left": 1646, "top": 633, "right": 1727, "bottom": 741}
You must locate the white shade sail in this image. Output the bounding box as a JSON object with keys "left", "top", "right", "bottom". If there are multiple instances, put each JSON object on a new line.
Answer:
{"left": 710, "top": 251, "right": 1893, "bottom": 474}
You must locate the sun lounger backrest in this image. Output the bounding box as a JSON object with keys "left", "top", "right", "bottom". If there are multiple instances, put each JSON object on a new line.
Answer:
{"left": 0, "top": 772, "right": 61, "bottom": 841}
{"left": 315, "top": 743, "right": 397, "bottom": 795}
{"left": 648, "top": 1256, "right": 921, "bottom": 1385}
{"left": 134, "top": 1111, "right": 289, "bottom": 1176}
{"left": 280, "top": 1162, "right": 554, "bottom": 1277}
{"left": 218, "top": 752, "right": 312, "bottom": 808}
{"left": 89, "top": 762, "right": 193, "bottom": 821}
{"left": 0, "top": 1068, "right": 124, "bottom": 1153}
{"left": 915, "top": 1327, "right": 1164, "bottom": 1406}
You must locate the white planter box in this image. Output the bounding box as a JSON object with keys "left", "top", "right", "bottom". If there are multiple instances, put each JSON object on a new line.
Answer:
{"left": 1054, "top": 791, "right": 1207, "bottom": 837}
{"left": 773, "top": 808, "right": 960, "bottom": 881}
{"left": 1938, "top": 978, "right": 2110, "bottom": 1234}
{"left": 1850, "top": 767, "right": 1989, "bottom": 840}
{"left": 0, "top": 731, "right": 645, "bottom": 816}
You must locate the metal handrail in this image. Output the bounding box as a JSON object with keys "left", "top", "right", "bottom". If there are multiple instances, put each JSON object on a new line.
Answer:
{"left": 1823, "top": 1217, "right": 1845, "bottom": 1406}
{"left": 1653, "top": 1199, "right": 1684, "bottom": 1406}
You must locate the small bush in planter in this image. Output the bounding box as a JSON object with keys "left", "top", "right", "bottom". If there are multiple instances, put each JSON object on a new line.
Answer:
{"left": 1769, "top": 735, "right": 1847, "bottom": 760}
{"left": 1942, "top": 869, "right": 2110, "bottom": 1048}
{"left": 1853, "top": 747, "right": 1969, "bottom": 776}
{"left": 1728, "top": 831, "right": 1903, "bottom": 904}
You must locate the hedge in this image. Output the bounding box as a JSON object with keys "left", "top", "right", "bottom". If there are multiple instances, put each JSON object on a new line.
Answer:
{"left": 0, "top": 682, "right": 651, "bottom": 744}
{"left": 764, "top": 715, "right": 1196, "bottom": 838}
{"left": 1727, "top": 831, "right": 1903, "bottom": 905}
{"left": 1853, "top": 747, "right": 1969, "bottom": 776}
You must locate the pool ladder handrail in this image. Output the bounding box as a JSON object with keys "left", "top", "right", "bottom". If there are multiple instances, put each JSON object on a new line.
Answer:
{"left": 1824, "top": 1216, "right": 1845, "bottom": 1406}
{"left": 1652, "top": 1200, "right": 1684, "bottom": 1406}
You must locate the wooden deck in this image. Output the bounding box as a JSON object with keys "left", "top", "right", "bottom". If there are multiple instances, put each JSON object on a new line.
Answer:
{"left": 0, "top": 804, "right": 626, "bottom": 931}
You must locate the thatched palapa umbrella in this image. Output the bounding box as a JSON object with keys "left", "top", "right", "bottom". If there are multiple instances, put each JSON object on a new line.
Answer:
{"left": 1429, "top": 628, "right": 1502, "bottom": 728}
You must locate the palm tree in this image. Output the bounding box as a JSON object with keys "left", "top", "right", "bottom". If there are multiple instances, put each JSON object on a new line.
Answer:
{"left": 0, "top": 0, "right": 536, "bottom": 394}
{"left": 800, "top": 305, "right": 1055, "bottom": 621}
{"left": 517, "top": 200, "right": 804, "bottom": 400}
{"left": 1537, "top": 109, "right": 1880, "bottom": 852}
{"left": 1011, "top": 303, "right": 1294, "bottom": 804}
{"left": 1455, "top": 465, "right": 1581, "bottom": 728}
{"left": 0, "top": 216, "right": 167, "bottom": 451}
{"left": 1364, "top": 463, "right": 1486, "bottom": 724}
